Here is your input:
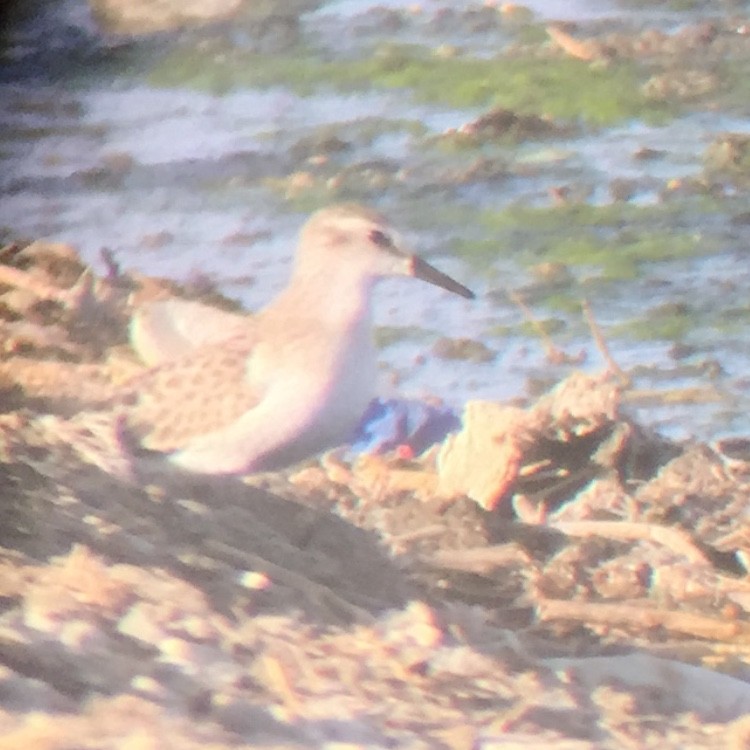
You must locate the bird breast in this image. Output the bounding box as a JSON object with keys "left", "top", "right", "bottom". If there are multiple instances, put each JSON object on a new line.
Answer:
{"left": 251, "top": 312, "right": 378, "bottom": 467}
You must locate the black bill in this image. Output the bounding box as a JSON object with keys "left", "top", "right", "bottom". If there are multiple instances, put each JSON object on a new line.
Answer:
{"left": 409, "top": 255, "right": 475, "bottom": 300}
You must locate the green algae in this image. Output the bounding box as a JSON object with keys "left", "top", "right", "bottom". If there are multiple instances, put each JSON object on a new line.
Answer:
{"left": 518, "top": 317, "right": 568, "bottom": 337}
{"left": 449, "top": 203, "right": 707, "bottom": 280}
{"left": 542, "top": 232, "right": 700, "bottom": 281}
{"left": 150, "top": 43, "right": 669, "bottom": 126}
{"left": 611, "top": 303, "right": 694, "bottom": 341}
{"left": 621, "top": 0, "right": 703, "bottom": 9}
{"left": 375, "top": 325, "right": 431, "bottom": 348}
{"left": 530, "top": 291, "right": 584, "bottom": 314}
{"left": 484, "top": 316, "right": 567, "bottom": 341}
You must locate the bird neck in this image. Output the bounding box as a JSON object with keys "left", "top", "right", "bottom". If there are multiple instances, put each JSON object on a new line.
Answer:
{"left": 273, "top": 260, "right": 375, "bottom": 334}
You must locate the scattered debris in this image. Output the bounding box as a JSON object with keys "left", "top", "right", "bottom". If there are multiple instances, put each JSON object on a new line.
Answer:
{"left": 2, "top": 239, "right": 750, "bottom": 747}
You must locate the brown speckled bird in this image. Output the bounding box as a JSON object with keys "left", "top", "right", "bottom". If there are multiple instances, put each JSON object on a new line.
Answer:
{"left": 120, "top": 204, "right": 474, "bottom": 474}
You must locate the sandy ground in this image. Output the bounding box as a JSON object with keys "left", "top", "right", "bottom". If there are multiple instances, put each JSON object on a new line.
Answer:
{"left": 2, "top": 241, "right": 750, "bottom": 748}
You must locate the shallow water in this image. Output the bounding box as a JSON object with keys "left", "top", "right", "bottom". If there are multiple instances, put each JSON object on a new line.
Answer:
{"left": 3, "top": 0, "right": 750, "bottom": 441}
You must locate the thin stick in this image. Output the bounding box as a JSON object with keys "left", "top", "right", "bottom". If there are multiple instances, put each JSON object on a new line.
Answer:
{"left": 508, "top": 289, "right": 569, "bottom": 365}
{"left": 537, "top": 598, "right": 750, "bottom": 642}
{"left": 581, "top": 298, "right": 630, "bottom": 386}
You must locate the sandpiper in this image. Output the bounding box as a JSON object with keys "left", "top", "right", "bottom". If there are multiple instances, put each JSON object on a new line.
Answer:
{"left": 121, "top": 203, "right": 474, "bottom": 475}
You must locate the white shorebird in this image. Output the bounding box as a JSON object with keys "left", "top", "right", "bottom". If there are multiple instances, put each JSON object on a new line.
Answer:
{"left": 121, "top": 203, "right": 474, "bottom": 475}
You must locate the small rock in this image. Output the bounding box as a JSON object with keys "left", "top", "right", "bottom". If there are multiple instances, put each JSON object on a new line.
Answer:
{"left": 89, "top": 0, "right": 242, "bottom": 34}
{"left": 432, "top": 337, "right": 496, "bottom": 363}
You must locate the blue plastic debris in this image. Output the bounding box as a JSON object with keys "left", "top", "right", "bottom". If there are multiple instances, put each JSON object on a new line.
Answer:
{"left": 349, "top": 398, "right": 462, "bottom": 457}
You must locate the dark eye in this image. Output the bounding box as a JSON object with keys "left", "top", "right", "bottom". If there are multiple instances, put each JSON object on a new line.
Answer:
{"left": 368, "top": 229, "right": 392, "bottom": 248}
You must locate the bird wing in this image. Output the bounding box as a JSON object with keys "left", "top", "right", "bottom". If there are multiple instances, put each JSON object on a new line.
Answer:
{"left": 119, "top": 332, "right": 262, "bottom": 453}
{"left": 130, "top": 299, "right": 248, "bottom": 366}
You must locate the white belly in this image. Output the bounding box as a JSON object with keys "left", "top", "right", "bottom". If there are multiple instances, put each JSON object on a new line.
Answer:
{"left": 255, "top": 330, "right": 378, "bottom": 470}
{"left": 169, "top": 324, "right": 378, "bottom": 474}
